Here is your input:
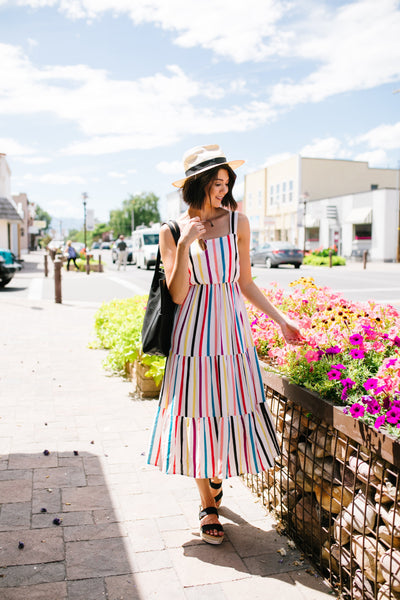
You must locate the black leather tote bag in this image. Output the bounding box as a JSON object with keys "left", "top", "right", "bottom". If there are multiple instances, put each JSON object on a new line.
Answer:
{"left": 141, "top": 220, "right": 180, "bottom": 356}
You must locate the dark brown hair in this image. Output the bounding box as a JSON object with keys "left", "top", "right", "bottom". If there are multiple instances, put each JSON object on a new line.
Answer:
{"left": 181, "top": 165, "right": 237, "bottom": 211}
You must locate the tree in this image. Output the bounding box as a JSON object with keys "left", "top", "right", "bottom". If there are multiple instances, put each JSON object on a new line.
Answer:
{"left": 123, "top": 192, "right": 160, "bottom": 231}
{"left": 34, "top": 204, "right": 52, "bottom": 231}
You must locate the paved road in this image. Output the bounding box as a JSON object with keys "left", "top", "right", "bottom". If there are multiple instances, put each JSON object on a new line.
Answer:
{"left": 5, "top": 251, "right": 400, "bottom": 307}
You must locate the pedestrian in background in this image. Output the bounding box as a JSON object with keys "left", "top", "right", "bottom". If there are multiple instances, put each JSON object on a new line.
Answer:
{"left": 147, "top": 144, "right": 303, "bottom": 545}
{"left": 116, "top": 235, "right": 127, "bottom": 271}
{"left": 65, "top": 240, "right": 79, "bottom": 271}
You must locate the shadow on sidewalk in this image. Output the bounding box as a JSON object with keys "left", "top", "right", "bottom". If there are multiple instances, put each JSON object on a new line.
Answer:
{"left": 183, "top": 505, "right": 331, "bottom": 595}
{"left": 0, "top": 451, "right": 142, "bottom": 599}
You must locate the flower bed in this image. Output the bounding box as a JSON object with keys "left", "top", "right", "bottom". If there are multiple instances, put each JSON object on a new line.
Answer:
{"left": 247, "top": 277, "right": 400, "bottom": 439}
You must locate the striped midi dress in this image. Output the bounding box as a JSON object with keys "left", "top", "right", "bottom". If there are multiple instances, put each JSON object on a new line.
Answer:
{"left": 147, "top": 210, "right": 279, "bottom": 479}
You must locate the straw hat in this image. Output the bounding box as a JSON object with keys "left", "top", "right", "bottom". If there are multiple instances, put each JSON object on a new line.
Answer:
{"left": 172, "top": 144, "right": 244, "bottom": 188}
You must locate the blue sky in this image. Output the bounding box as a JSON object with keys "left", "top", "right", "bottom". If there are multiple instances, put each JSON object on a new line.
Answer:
{"left": 1, "top": 0, "right": 399, "bottom": 224}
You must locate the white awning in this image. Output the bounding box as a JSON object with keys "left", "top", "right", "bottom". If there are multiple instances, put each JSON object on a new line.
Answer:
{"left": 304, "top": 214, "right": 320, "bottom": 228}
{"left": 346, "top": 207, "right": 372, "bottom": 224}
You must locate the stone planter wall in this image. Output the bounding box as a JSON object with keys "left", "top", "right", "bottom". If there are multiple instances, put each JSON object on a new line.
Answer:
{"left": 243, "top": 368, "right": 400, "bottom": 600}
{"left": 125, "top": 361, "right": 161, "bottom": 399}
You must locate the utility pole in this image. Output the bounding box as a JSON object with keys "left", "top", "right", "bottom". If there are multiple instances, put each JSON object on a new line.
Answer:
{"left": 397, "top": 162, "right": 400, "bottom": 263}
{"left": 82, "top": 192, "right": 88, "bottom": 253}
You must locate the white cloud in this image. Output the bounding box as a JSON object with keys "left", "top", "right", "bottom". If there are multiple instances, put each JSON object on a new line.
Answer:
{"left": 262, "top": 152, "right": 292, "bottom": 168}
{"left": 269, "top": 0, "right": 400, "bottom": 108}
{"left": 0, "top": 45, "right": 275, "bottom": 155}
{"left": 354, "top": 149, "right": 389, "bottom": 167}
{"left": 12, "top": 0, "right": 291, "bottom": 63}
{"left": 156, "top": 160, "right": 182, "bottom": 175}
{"left": 300, "top": 137, "right": 351, "bottom": 159}
{"left": 355, "top": 121, "right": 400, "bottom": 151}
{"left": 14, "top": 156, "right": 51, "bottom": 164}
{"left": 23, "top": 172, "right": 86, "bottom": 184}
{"left": 0, "top": 137, "right": 36, "bottom": 156}
{"left": 108, "top": 171, "right": 126, "bottom": 179}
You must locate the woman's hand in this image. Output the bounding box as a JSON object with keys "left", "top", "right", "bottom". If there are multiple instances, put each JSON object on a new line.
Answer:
{"left": 179, "top": 217, "right": 206, "bottom": 247}
{"left": 279, "top": 317, "right": 304, "bottom": 345}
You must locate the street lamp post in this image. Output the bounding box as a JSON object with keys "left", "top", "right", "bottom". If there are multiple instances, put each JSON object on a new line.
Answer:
{"left": 300, "top": 192, "right": 309, "bottom": 255}
{"left": 82, "top": 192, "right": 88, "bottom": 253}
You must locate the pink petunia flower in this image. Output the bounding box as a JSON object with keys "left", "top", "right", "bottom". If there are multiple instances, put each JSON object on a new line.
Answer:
{"left": 327, "top": 369, "right": 342, "bottom": 381}
{"left": 349, "top": 333, "right": 363, "bottom": 345}
{"left": 386, "top": 407, "right": 400, "bottom": 424}
{"left": 365, "top": 399, "right": 381, "bottom": 415}
{"left": 341, "top": 378, "right": 355, "bottom": 388}
{"left": 364, "top": 378, "right": 379, "bottom": 391}
{"left": 349, "top": 403, "right": 365, "bottom": 418}
{"left": 374, "top": 415, "right": 386, "bottom": 429}
{"left": 350, "top": 349, "right": 365, "bottom": 359}
{"left": 325, "top": 346, "right": 341, "bottom": 355}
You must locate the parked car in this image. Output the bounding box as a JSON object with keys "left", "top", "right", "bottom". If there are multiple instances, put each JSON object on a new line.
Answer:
{"left": 250, "top": 241, "right": 303, "bottom": 269}
{"left": 47, "top": 240, "right": 64, "bottom": 251}
{"left": 91, "top": 241, "right": 100, "bottom": 249}
{"left": 111, "top": 241, "right": 134, "bottom": 264}
{"left": 100, "top": 242, "right": 111, "bottom": 250}
{"left": 0, "top": 248, "right": 22, "bottom": 287}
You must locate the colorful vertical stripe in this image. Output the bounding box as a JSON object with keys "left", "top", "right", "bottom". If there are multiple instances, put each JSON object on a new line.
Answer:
{"left": 147, "top": 210, "right": 279, "bottom": 477}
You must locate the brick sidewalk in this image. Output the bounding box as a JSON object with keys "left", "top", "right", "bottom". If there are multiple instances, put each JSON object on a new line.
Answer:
{"left": 0, "top": 257, "right": 333, "bottom": 599}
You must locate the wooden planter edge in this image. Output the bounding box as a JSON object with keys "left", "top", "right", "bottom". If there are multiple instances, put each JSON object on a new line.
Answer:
{"left": 260, "top": 366, "right": 400, "bottom": 467}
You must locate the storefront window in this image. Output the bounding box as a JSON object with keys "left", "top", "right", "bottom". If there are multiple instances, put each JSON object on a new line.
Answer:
{"left": 354, "top": 223, "right": 372, "bottom": 240}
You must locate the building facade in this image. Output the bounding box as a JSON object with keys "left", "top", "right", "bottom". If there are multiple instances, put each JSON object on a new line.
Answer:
{"left": 244, "top": 156, "right": 399, "bottom": 260}
{"left": 0, "top": 154, "right": 23, "bottom": 256}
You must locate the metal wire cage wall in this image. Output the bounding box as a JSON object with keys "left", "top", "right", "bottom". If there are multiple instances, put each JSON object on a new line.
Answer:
{"left": 243, "top": 372, "right": 400, "bottom": 600}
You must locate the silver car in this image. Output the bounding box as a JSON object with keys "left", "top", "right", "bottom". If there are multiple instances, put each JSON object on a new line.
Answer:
{"left": 250, "top": 241, "right": 303, "bottom": 269}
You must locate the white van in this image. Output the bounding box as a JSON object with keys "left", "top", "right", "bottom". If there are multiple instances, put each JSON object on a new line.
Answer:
{"left": 131, "top": 226, "right": 160, "bottom": 269}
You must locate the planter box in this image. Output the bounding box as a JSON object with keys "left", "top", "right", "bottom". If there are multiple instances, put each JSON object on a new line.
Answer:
{"left": 135, "top": 362, "right": 161, "bottom": 399}
{"left": 243, "top": 365, "right": 400, "bottom": 600}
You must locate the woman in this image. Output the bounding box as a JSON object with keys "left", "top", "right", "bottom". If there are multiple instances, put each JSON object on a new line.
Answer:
{"left": 147, "top": 144, "right": 302, "bottom": 545}
{"left": 65, "top": 240, "right": 79, "bottom": 271}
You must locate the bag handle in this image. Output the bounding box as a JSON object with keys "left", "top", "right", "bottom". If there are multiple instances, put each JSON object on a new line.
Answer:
{"left": 152, "top": 221, "right": 180, "bottom": 289}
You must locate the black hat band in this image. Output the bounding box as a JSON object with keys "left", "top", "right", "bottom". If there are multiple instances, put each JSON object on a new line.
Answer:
{"left": 185, "top": 156, "right": 227, "bottom": 177}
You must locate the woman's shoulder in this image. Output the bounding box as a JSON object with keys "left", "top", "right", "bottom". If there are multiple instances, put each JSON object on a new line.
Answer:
{"left": 236, "top": 211, "right": 250, "bottom": 227}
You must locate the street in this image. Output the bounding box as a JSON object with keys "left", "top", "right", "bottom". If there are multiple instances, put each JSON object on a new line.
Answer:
{"left": 3, "top": 251, "right": 400, "bottom": 307}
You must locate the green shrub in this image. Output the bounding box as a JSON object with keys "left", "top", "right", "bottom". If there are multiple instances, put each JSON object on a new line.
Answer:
{"left": 303, "top": 255, "right": 346, "bottom": 266}
{"left": 91, "top": 296, "right": 166, "bottom": 382}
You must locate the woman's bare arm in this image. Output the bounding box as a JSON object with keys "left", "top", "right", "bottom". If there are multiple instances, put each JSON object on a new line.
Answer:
{"left": 237, "top": 213, "right": 303, "bottom": 344}
{"left": 160, "top": 217, "right": 206, "bottom": 305}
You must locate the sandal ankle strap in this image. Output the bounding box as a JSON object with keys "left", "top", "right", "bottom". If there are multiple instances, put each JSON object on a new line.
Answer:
{"left": 199, "top": 506, "right": 219, "bottom": 520}
{"left": 209, "top": 480, "right": 222, "bottom": 490}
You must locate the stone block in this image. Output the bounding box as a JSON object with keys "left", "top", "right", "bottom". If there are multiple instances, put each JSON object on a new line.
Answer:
{"left": 0, "top": 561, "right": 65, "bottom": 588}
{"left": 0, "top": 581, "right": 67, "bottom": 599}
{"left": 67, "top": 577, "right": 107, "bottom": 600}
{"left": 0, "top": 502, "right": 31, "bottom": 531}
{"left": 62, "top": 485, "right": 113, "bottom": 511}
{"left": 169, "top": 542, "right": 249, "bottom": 586}
{"left": 33, "top": 466, "right": 86, "bottom": 489}
{"left": 66, "top": 538, "right": 132, "bottom": 579}
{"left": 0, "top": 529, "right": 64, "bottom": 567}
{"left": 0, "top": 480, "right": 32, "bottom": 504}
{"left": 8, "top": 453, "right": 58, "bottom": 470}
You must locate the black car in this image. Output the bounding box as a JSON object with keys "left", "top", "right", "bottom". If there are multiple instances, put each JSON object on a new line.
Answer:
{"left": 250, "top": 241, "right": 303, "bottom": 269}
{"left": 0, "top": 248, "right": 22, "bottom": 287}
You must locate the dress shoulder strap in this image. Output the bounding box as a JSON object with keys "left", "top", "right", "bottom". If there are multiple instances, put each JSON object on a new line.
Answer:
{"left": 230, "top": 210, "right": 238, "bottom": 234}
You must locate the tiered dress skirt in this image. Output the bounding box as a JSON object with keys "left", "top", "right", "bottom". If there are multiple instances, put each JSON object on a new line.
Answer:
{"left": 147, "top": 211, "right": 279, "bottom": 478}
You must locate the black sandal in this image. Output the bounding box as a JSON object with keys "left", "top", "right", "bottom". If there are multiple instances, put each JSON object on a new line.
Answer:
{"left": 199, "top": 506, "right": 224, "bottom": 545}
{"left": 209, "top": 479, "right": 223, "bottom": 508}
